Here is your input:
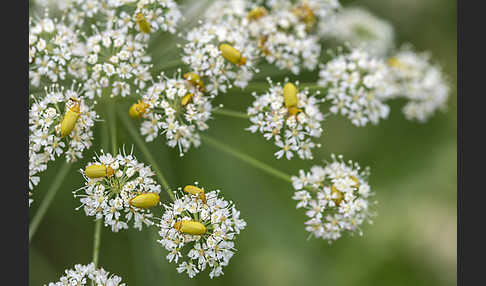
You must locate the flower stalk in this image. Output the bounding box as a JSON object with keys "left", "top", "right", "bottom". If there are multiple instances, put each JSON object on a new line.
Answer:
{"left": 201, "top": 135, "right": 292, "bottom": 183}
{"left": 29, "top": 161, "right": 71, "bottom": 243}
{"left": 117, "top": 108, "right": 175, "bottom": 201}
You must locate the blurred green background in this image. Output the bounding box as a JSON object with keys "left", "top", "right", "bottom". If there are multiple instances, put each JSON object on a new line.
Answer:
{"left": 29, "top": 0, "right": 457, "bottom": 285}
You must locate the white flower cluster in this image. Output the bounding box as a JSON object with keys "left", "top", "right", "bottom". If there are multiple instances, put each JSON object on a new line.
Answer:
{"left": 29, "top": 16, "right": 78, "bottom": 87}
{"left": 29, "top": 84, "right": 98, "bottom": 194}
{"left": 30, "top": 0, "right": 182, "bottom": 98}
{"left": 246, "top": 79, "right": 325, "bottom": 160}
{"left": 45, "top": 262, "right": 125, "bottom": 286}
{"left": 320, "top": 6, "right": 395, "bottom": 57}
{"left": 318, "top": 48, "right": 394, "bottom": 126}
{"left": 182, "top": 20, "right": 259, "bottom": 95}
{"left": 74, "top": 27, "right": 153, "bottom": 99}
{"left": 136, "top": 72, "right": 213, "bottom": 155}
{"left": 66, "top": 0, "right": 182, "bottom": 35}
{"left": 75, "top": 149, "right": 162, "bottom": 232}
{"left": 291, "top": 154, "right": 375, "bottom": 242}
{"left": 386, "top": 46, "right": 450, "bottom": 122}
{"left": 157, "top": 184, "right": 247, "bottom": 278}
{"left": 247, "top": 0, "right": 339, "bottom": 74}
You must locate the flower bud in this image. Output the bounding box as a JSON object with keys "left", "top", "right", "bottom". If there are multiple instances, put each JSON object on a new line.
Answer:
{"left": 173, "top": 220, "right": 207, "bottom": 235}
{"left": 183, "top": 185, "right": 206, "bottom": 203}
{"left": 85, "top": 164, "right": 115, "bottom": 178}
{"left": 129, "top": 193, "right": 160, "bottom": 209}
{"left": 136, "top": 13, "right": 151, "bottom": 34}
{"left": 181, "top": 93, "right": 195, "bottom": 106}
{"left": 248, "top": 7, "right": 267, "bottom": 20}
{"left": 219, "top": 44, "right": 247, "bottom": 66}
{"left": 60, "top": 102, "right": 80, "bottom": 138}
{"left": 129, "top": 100, "right": 149, "bottom": 119}
{"left": 184, "top": 72, "right": 205, "bottom": 91}
{"left": 283, "top": 83, "right": 298, "bottom": 108}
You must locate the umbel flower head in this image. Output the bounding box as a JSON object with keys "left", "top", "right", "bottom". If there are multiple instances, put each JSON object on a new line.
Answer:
{"left": 132, "top": 71, "right": 213, "bottom": 156}
{"left": 44, "top": 262, "right": 125, "bottom": 286}
{"left": 247, "top": 79, "right": 325, "bottom": 160}
{"left": 247, "top": 1, "right": 328, "bottom": 74}
{"left": 386, "top": 45, "right": 450, "bottom": 122}
{"left": 65, "top": 0, "right": 182, "bottom": 36}
{"left": 318, "top": 48, "right": 395, "bottom": 126}
{"left": 182, "top": 19, "right": 259, "bottom": 95}
{"left": 29, "top": 14, "right": 78, "bottom": 87}
{"left": 74, "top": 148, "right": 162, "bottom": 232}
{"left": 29, "top": 84, "right": 98, "bottom": 195}
{"left": 157, "top": 184, "right": 247, "bottom": 278}
{"left": 320, "top": 6, "right": 395, "bottom": 57}
{"left": 291, "top": 154, "right": 376, "bottom": 242}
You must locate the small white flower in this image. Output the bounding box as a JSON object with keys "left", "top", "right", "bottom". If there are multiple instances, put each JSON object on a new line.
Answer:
{"left": 157, "top": 184, "right": 246, "bottom": 278}
{"left": 135, "top": 71, "right": 213, "bottom": 156}
{"left": 29, "top": 84, "right": 98, "bottom": 205}
{"left": 43, "top": 262, "right": 126, "bottom": 286}
{"left": 74, "top": 149, "right": 162, "bottom": 232}
{"left": 291, "top": 154, "right": 376, "bottom": 242}
{"left": 246, "top": 79, "right": 325, "bottom": 160}
{"left": 385, "top": 45, "right": 450, "bottom": 122}
{"left": 318, "top": 48, "right": 394, "bottom": 127}
{"left": 320, "top": 7, "right": 395, "bottom": 57}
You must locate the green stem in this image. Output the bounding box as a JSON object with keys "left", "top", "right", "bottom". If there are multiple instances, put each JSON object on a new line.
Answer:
{"left": 200, "top": 135, "right": 292, "bottom": 183}
{"left": 213, "top": 108, "right": 249, "bottom": 119}
{"left": 152, "top": 59, "right": 185, "bottom": 75}
{"left": 92, "top": 219, "right": 102, "bottom": 268}
{"left": 117, "top": 108, "right": 176, "bottom": 201}
{"left": 29, "top": 161, "right": 71, "bottom": 243}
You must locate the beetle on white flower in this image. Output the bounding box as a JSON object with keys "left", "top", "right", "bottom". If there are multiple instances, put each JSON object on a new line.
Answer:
{"left": 157, "top": 183, "right": 246, "bottom": 278}
{"left": 74, "top": 148, "right": 162, "bottom": 232}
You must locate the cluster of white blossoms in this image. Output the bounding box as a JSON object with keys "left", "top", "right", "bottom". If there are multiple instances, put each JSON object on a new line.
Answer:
{"left": 247, "top": 80, "right": 325, "bottom": 160}
{"left": 247, "top": 0, "right": 339, "bottom": 74}
{"left": 157, "top": 184, "right": 247, "bottom": 278}
{"left": 65, "top": 0, "right": 182, "bottom": 36}
{"left": 29, "top": 84, "right": 98, "bottom": 202}
{"left": 45, "top": 262, "right": 125, "bottom": 286}
{"left": 291, "top": 154, "right": 375, "bottom": 242}
{"left": 318, "top": 48, "right": 394, "bottom": 126}
{"left": 131, "top": 71, "right": 213, "bottom": 155}
{"left": 320, "top": 6, "right": 395, "bottom": 57}
{"left": 30, "top": 0, "right": 183, "bottom": 98}
{"left": 386, "top": 45, "right": 450, "bottom": 122}
{"left": 182, "top": 20, "right": 259, "bottom": 95}
{"left": 29, "top": 15, "right": 78, "bottom": 87}
{"left": 75, "top": 149, "right": 162, "bottom": 232}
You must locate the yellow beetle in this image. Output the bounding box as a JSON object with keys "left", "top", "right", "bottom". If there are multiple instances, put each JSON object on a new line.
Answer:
{"left": 60, "top": 100, "right": 81, "bottom": 138}
{"left": 292, "top": 4, "right": 316, "bottom": 30}
{"left": 85, "top": 164, "right": 115, "bottom": 178}
{"left": 283, "top": 82, "right": 299, "bottom": 108}
{"left": 183, "top": 185, "right": 206, "bottom": 203}
{"left": 129, "top": 193, "right": 160, "bottom": 209}
{"left": 181, "top": 93, "right": 195, "bottom": 106}
{"left": 173, "top": 220, "right": 207, "bottom": 235}
{"left": 184, "top": 72, "right": 205, "bottom": 92}
{"left": 128, "top": 100, "right": 149, "bottom": 119}
{"left": 247, "top": 6, "right": 267, "bottom": 20}
{"left": 219, "top": 43, "right": 247, "bottom": 66}
{"left": 331, "top": 185, "right": 344, "bottom": 206}
{"left": 136, "top": 12, "right": 151, "bottom": 34}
